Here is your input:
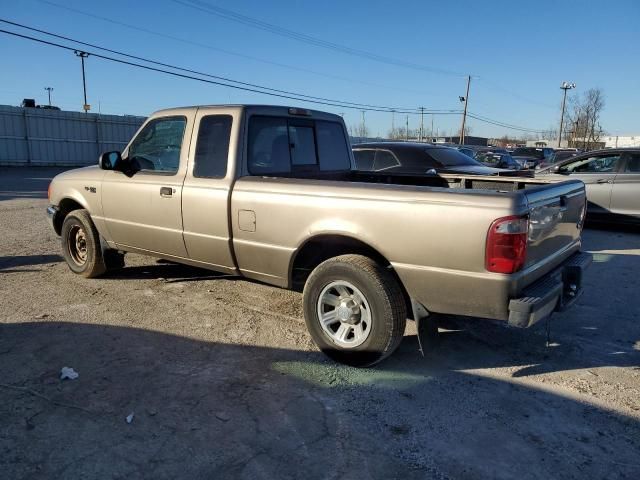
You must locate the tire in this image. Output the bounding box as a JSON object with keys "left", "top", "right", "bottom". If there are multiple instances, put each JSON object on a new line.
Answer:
{"left": 303, "top": 254, "right": 407, "bottom": 367}
{"left": 60, "top": 209, "right": 107, "bottom": 278}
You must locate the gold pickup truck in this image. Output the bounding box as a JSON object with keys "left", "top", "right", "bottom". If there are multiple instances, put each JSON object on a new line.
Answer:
{"left": 47, "top": 105, "right": 591, "bottom": 366}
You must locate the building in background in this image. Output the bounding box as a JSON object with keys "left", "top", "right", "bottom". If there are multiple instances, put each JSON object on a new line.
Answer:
{"left": 601, "top": 135, "right": 640, "bottom": 148}
{"left": 0, "top": 104, "right": 145, "bottom": 166}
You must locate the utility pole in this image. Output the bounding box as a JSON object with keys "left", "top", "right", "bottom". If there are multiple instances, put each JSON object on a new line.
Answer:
{"left": 405, "top": 115, "right": 409, "bottom": 141}
{"left": 459, "top": 75, "right": 471, "bottom": 145}
{"left": 431, "top": 114, "right": 434, "bottom": 141}
{"left": 74, "top": 50, "right": 90, "bottom": 113}
{"left": 44, "top": 87, "right": 53, "bottom": 106}
{"left": 419, "top": 107, "right": 425, "bottom": 142}
{"left": 558, "top": 81, "right": 576, "bottom": 148}
{"left": 360, "top": 110, "right": 366, "bottom": 137}
{"left": 391, "top": 110, "right": 395, "bottom": 139}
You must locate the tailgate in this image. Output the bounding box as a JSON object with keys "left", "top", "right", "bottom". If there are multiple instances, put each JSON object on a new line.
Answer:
{"left": 524, "top": 180, "right": 586, "bottom": 267}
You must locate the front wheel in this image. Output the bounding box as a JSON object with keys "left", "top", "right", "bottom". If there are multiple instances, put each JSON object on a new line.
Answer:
{"left": 303, "top": 254, "right": 407, "bottom": 367}
{"left": 61, "top": 209, "right": 107, "bottom": 278}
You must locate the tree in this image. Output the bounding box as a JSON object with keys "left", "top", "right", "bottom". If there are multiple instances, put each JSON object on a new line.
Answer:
{"left": 566, "top": 88, "right": 606, "bottom": 150}
{"left": 349, "top": 123, "right": 369, "bottom": 139}
{"left": 457, "top": 124, "right": 472, "bottom": 138}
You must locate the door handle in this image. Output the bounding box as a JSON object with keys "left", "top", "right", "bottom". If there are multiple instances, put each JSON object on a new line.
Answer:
{"left": 595, "top": 179, "right": 612, "bottom": 184}
{"left": 160, "top": 186, "right": 173, "bottom": 197}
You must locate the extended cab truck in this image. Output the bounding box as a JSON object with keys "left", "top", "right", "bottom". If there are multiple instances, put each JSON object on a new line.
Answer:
{"left": 47, "top": 105, "right": 592, "bottom": 366}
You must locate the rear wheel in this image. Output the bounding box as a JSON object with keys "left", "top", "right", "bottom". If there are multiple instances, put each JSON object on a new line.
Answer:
{"left": 61, "top": 210, "right": 107, "bottom": 278}
{"left": 303, "top": 254, "right": 407, "bottom": 367}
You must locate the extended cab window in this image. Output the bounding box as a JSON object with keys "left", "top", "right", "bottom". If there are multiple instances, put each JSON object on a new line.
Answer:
{"left": 194, "top": 115, "right": 232, "bottom": 178}
{"left": 127, "top": 116, "right": 186, "bottom": 173}
{"left": 248, "top": 116, "right": 350, "bottom": 174}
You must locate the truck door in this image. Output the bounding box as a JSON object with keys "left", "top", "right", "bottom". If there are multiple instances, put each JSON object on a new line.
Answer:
{"left": 181, "top": 109, "right": 238, "bottom": 273}
{"left": 101, "top": 113, "right": 193, "bottom": 257}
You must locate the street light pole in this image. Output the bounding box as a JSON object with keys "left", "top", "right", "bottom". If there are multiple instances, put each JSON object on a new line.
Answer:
{"left": 44, "top": 87, "right": 53, "bottom": 106}
{"left": 459, "top": 75, "right": 471, "bottom": 145}
{"left": 74, "top": 50, "right": 90, "bottom": 113}
{"left": 558, "top": 81, "right": 576, "bottom": 148}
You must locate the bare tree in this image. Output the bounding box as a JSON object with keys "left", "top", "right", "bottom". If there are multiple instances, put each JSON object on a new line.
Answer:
{"left": 457, "top": 124, "right": 472, "bottom": 138}
{"left": 566, "top": 88, "right": 606, "bottom": 150}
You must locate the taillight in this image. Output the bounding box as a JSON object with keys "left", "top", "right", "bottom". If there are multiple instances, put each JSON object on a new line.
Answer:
{"left": 486, "top": 215, "right": 528, "bottom": 274}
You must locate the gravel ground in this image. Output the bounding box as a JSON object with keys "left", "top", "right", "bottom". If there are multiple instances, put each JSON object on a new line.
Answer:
{"left": 1, "top": 167, "right": 639, "bottom": 479}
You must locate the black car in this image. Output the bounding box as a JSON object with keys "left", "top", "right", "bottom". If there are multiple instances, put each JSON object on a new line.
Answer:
{"left": 352, "top": 142, "right": 504, "bottom": 176}
{"left": 512, "top": 147, "right": 555, "bottom": 169}
{"left": 474, "top": 151, "right": 521, "bottom": 170}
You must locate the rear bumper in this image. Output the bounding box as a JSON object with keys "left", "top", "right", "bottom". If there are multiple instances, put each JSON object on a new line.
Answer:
{"left": 508, "top": 251, "right": 592, "bottom": 328}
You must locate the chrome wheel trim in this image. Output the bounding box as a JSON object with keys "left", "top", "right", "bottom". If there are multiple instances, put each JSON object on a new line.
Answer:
{"left": 317, "top": 280, "right": 372, "bottom": 349}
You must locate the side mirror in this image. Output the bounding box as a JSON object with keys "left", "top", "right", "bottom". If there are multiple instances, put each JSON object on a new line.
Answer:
{"left": 99, "top": 151, "right": 122, "bottom": 170}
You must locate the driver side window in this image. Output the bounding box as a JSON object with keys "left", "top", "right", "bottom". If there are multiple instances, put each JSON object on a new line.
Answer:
{"left": 565, "top": 154, "right": 621, "bottom": 173}
{"left": 127, "top": 116, "right": 186, "bottom": 173}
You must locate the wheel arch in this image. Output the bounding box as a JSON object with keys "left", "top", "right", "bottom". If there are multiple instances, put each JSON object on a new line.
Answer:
{"left": 288, "top": 234, "right": 411, "bottom": 313}
{"left": 53, "top": 197, "right": 87, "bottom": 235}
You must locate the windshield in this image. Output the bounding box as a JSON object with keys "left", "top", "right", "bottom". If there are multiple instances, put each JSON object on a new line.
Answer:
{"left": 513, "top": 147, "right": 545, "bottom": 159}
{"left": 426, "top": 147, "right": 481, "bottom": 167}
{"left": 476, "top": 152, "right": 507, "bottom": 166}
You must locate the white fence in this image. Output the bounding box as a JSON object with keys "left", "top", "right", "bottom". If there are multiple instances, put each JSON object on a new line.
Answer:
{"left": 0, "top": 105, "right": 145, "bottom": 166}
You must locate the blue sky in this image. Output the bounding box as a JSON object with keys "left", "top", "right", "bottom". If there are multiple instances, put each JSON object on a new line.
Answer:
{"left": 1, "top": 0, "right": 638, "bottom": 138}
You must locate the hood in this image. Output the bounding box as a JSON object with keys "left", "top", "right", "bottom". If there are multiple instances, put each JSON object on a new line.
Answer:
{"left": 53, "top": 165, "right": 103, "bottom": 182}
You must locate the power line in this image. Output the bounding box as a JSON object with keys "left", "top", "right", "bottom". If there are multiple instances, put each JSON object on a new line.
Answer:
{"left": 171, "top": 0, "right": 466, "bottom": 77}
{"left": 35, "top": 0, "right": 436, "bottom": 98}
{"left": 37, "top": 0, "right": 556, "bottom": 115}
{"left": 0, "top": 22, "right": 548, "bottom": 134}
{"left": 0, "top": 26, "right": 461, "bottom": 116}
{"left": 466, "top": 112, "right": 547, "bottom": 133}
{"left": 0, "top": 18, "right": 431, "bottom": 114}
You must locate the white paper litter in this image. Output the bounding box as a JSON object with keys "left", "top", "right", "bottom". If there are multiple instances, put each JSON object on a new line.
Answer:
{"left": 126, "top": 412, "right": 135, "bottom": 424}
{"left": 60, "top": 367, "right": 79, "bottom": 380}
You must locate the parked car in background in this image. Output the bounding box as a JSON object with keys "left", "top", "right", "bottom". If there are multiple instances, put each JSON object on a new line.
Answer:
{"left": 537, "top": 149, "right": 579, "bottom": 170}
{"left": 512, "top": 147, "right": 555, "bottom": 169}
{"left": 537, "top": 148, "right": 640, "bottom": 222}
{"left": 455, "top": 145, "right": 508, "bottom": 156}
{"left": 475, "top": 151, "right": 521, "bottom": 170}
{"left": 353, "top": 142, "right": 504, "bottom": 176}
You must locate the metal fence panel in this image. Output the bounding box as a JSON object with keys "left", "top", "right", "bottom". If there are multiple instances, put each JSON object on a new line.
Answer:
{"left": 0, "top": 105, "right": 146, "bottom": 166}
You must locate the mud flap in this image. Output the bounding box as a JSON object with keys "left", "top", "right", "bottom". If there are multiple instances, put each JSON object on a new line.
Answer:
{"left": 411, "top": 299, "right": 438, "bottom": 356}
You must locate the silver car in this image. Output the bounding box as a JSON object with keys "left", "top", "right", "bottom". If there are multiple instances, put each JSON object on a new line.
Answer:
{"left": 539, "top": 148, "right": 640, "bottom": 222}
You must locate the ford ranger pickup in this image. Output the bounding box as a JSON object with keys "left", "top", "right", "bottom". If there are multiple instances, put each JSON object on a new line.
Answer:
{"left": 46, "top": 105, "right": 591, "bottom": 366}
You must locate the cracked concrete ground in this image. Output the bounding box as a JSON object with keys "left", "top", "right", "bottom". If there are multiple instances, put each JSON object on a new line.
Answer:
{"left": 1, "top": 167, "right": 639, "bottom": 479}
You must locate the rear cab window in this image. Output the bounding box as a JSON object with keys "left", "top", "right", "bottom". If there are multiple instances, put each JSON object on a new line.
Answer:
{"left": 247, "top": 116, "right": 351, "bottom": 175}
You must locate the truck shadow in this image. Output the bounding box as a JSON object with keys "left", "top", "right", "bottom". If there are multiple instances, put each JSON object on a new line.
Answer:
{"left": 0, "top": 254, "right": 62, "bottom": 271}
{"left": 1, "top": 320, "right": 638, "bottom": 479}
{"left": 102, "top": 262, "right": 239, "bottom": 283}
